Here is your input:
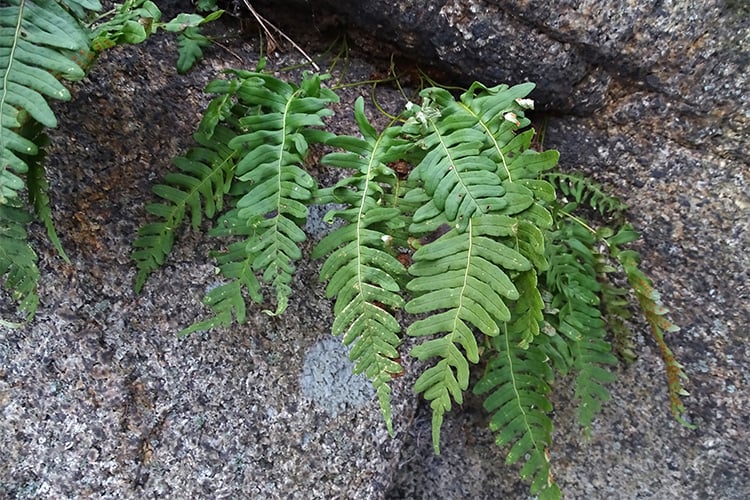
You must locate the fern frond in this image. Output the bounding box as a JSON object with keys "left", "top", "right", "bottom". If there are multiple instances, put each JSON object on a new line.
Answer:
{"left": 180, "top": 208, "right": 262, "bottom": 335}
{"left": 132, "top": 122, "right": 238, "bottom": 292}
{"left": 0, "top": 0, "right": 91, "bottom": 201}
{"left": 405, "top": 215, "right": 532, "bottom": 452}
{"left": 474, "top": 270, "right": 559, "bottom": 499}
{"left": 608, "top": 225, "right": 693, "bottom": 427}
{"left": 547, "top": 172, "right": 627, "bottom": 217}
{"left": 313, "top": 97, "right": 411, "bottom": 435}
{"left": 545, "top": 220, "right": 617, "bottom": 432}
{"left": 225, "top": 71, "right": 338, "bottom": 315}
{"left": 0, "top": 198, "right": 38, "bottom": 321}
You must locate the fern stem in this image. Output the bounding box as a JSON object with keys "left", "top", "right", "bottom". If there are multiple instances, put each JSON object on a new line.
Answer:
{"left": 556, "top": 208, "right": 600, "bottom": 238}
{"left": 458, "top": 101, "right": 513, "bottom": 183}
{"left": 0, "top": 1, "right": 25, "bottom": 158}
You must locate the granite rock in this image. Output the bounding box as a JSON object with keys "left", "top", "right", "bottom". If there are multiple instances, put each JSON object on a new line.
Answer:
{"left": 1, "top": 0, "right": 749, "bottom": 498}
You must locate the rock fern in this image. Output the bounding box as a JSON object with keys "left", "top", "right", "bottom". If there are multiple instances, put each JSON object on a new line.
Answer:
{"left": 131, "top": 72, "right": 692, "bottom": 498}
{"left": 0, "top": 4, "right": 693, "bottom": 496}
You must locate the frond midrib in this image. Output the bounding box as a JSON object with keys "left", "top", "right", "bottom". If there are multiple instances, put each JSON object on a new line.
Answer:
{"left": 0, "top": 1, "right": 25, "bottom": 181}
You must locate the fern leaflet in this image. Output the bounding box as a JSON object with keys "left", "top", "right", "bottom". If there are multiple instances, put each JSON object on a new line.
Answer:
{"left": 547, "top": 172, "right": 627, "bottom": 218}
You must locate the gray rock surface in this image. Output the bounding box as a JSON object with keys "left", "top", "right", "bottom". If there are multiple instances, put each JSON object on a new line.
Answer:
{"left": 1, "top": 0, "right": 748, "bottom": 499}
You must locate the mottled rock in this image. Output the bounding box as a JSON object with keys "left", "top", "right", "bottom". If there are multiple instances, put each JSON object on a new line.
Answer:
{"left": 1, "top": 0, "right": 748, "bottom": 498}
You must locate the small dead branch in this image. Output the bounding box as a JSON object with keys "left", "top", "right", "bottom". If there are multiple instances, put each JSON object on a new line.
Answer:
{"left": 241, "top": 0, "right": 320, "bottom": 71}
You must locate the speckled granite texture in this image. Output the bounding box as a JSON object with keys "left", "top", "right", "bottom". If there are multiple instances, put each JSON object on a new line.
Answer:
{"left": 1, "top": 1, "right": 749, "bottom": 498}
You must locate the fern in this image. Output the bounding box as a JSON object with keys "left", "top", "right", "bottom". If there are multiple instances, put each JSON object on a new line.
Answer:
{"left": 135, "top": 70, "right": 338, "bottom": 327}
{"left": 312, "top": 97, "right": 410, "bottom": 435}
{"left": 224, "top": 71, "right": 337, "bottom": 315}
{"left": 406, "top": 216, "right": 531, "bottom": 452}
{"left": 608, "top": 225, "right": 694, "bottom": 427}
{"left": 128, "top": 68, "right": 691, "bottom": 500}
{"left": 132, "top": 118, "right": 239, "bottom": 292}
{"left": 161, "top": 10, "right": 224, "bottom": 74}
{"left": 594, "top": 249, "right": 638, "bottom": 363}
{"left": 0, "top": 0, "right": 98, "bottom": 322}
{"left": 0, "top": 0, "right": 214, "bottom": 321}
{"left": 401, "top": 83, "right": 558, "bottom": 457}
{"left": 545, "top": 219, "right": 618, "bottom": 432}
{"left": 474, "top": 270, "right": 559, "bottom": 500}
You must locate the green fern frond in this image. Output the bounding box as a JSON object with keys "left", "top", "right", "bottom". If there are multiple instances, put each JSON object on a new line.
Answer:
{"left": 136, "top": 71, "right": 337, "bottom": 326}
{"left": 225, "top": 71, "right": 338, "bottom": 315}
{"left": 0, "top": 0, "right": 91, "bottom": 202}
{"left": 313, "top": 97, "right": 411, "bottom": 435}
{"left": 545, "top": 220, "right": 617, "bottom": 432}
{"left": 547, "top": 172, "right": 627, "bottom": 217}
{"left": 405, "top": 215, "right": 533, "bottom": 452}
{"left": 0, "top": 0, "right": 88, "bottom": 317}
{"left": 0, "top": 199, "right": 39, "bottom": 322}
{"left": 181, "top": 207, "right": 262, "bottom": 335}
{"left": 89, "top": 0, "right": 160, "bottom": 53}
{"left": 132, "top": 122, "right": 238, "bottom": 292}
{"left": 474, "top": 270, "right": 559, "bottom": 499}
